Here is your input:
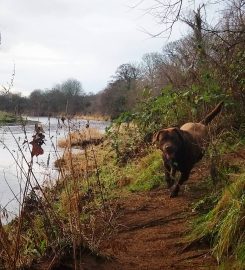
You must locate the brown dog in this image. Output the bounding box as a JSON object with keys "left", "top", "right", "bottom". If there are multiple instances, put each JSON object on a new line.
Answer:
{"left": 153, "top": 101, "right": 223, "bottom": 197}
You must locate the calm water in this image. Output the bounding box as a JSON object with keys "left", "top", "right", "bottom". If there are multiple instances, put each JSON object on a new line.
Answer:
{"left": 0, "top": 117, "right": 110, "bottom": 220}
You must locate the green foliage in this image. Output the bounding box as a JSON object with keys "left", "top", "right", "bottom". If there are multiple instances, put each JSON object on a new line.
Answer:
{"left": 133, "top": 85, "right": 182, "bottom": 138}
{"left": 192, "top": 192, "right": 220, "bottom": 214}
{"left": 95, "top": 148, "right": 163, "bottom": 193}
{"left": 106, "top": 122, "right": 145, "bottom": 164}
{"left": 131, "top": 79, "right": 227, "bottom": 140}
{"left": 113, "top": 111, "right": 134, "bottom": 125}
{"left": 128, "top": 150, "right": 163, "bottom": 192}
{"left": 39, "top": 239, "right": 47, "bottom": 256}
{"left": 18, "top": 214, "right": 49, "bottom": 262}
{"left": 0, "top": 111, "right": 20, "bottom": 123}
{"left": 188, "top": 172, "right": 245, "bottom": 268}
{"left": 214, "top": 130, "right": 245, "bottom": 154}
{"left": 109, "top": 68, "right": 233, "bottom": 166}
{"left": 229, "top": 50, "right": 245, "bottom": 91}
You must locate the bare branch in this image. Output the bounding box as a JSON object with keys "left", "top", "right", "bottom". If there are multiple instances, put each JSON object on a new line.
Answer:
{"left": 1, "top": 64, "right": 15, "bottom": 95}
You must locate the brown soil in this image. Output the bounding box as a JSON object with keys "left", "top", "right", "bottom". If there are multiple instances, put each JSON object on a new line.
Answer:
{"left": 49, "top": 162, "right": 216, "bottom": 269}
{"left": 95, "top": 164, "right": 216, "bottom": 270}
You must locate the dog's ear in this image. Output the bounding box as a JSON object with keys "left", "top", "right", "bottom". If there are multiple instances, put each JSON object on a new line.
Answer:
{"left": 152, "top": 130, "right": 161, "bottom": 144}
{"left": 152, "top": 130, "right": 167, "bottom": 145}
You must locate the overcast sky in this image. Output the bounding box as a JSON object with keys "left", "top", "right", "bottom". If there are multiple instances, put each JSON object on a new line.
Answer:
{"left": 0, "top": 0, "right": 196, "bottom": 96}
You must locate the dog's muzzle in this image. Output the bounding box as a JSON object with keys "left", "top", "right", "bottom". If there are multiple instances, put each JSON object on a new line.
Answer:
{"left": 162, "top": 144, "right": 176, "bottom": 161}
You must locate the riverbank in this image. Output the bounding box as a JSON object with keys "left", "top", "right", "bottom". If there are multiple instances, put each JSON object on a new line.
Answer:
{"left": 25, "top": 113, "right": 111, "bottom": 122}
{"left": 32, "top": 132, "right": 245, "bottom": 270}
{"left": 0, "top": 112, "right": 39, "bottom": 125}
{"left": 15, "top": 140, "right": 245, "bottom": 269}
{"left": 74, "top": 114, "right": 111, "bottom": 121}
{"left": 0, "top": 111, "right": 22, "bottom": 124}
{"left": 1, "top": 117, "right": 244, "bottom": 269}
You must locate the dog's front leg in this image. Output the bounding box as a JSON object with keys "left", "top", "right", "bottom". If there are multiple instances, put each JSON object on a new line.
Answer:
{"left": 164, "top": 161, "right": 175, "bottom": 188}
{"left": 170, "top": 170, "right": 190, "bottom": 197}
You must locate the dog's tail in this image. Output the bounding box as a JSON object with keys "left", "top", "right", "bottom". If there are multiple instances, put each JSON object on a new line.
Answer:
{"left": 200, "top": 101, "right": 224, "bottom": 125}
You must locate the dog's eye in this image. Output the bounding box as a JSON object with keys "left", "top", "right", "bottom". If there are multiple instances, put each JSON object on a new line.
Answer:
{"left": 165, "top": 145, "right": 174, "bottom": 152}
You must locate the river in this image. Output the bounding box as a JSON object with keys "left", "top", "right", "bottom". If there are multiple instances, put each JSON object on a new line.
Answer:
{"left": 0, "top": 116, "right": 110, "bottom": 221}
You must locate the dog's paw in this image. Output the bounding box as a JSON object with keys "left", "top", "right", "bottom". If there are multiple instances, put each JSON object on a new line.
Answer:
{"left": 166, "top": 179, "right": 175, "bottom": 189}
{"left": 170, "top": 184, "right": 180, "bottom": 198}
{"left": 170, "top": 191, "right": 178, "bottom": 198}
{"left": 167, "top": 183, "right": 174, "bottom": 189}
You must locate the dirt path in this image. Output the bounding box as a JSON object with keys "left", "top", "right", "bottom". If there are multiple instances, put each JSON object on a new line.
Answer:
{"left": 44, "top": 149, "right": 244, "bottom": 270}
{"left": 76, "top": 162, "right": 217, "bottom": 270}
{"left": 34, "top": 162, "right": 217, "bottom": 270}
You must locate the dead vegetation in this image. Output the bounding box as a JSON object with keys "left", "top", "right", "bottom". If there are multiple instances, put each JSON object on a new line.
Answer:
{"left": 58, "top": 127, "right": 104, "bottom": 149}
{"left": 0, "top": 120, "right": 115, "bottom": 270}
{"left": 74, "top": 114, "right": 111, "bottom": 122}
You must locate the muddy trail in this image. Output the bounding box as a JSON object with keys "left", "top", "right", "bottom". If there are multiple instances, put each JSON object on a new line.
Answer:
{"left": 97, "top": 166, "right": 216, "bottom": 270}
{"left": 48, "top": 159, "right": 220, "bottom": 270}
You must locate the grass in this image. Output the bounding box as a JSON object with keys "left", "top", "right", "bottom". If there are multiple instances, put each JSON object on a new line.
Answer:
{"left": 0, "top": 111, "right": 22, "bottom": 124}
{"left": 187, "top": 171, "right": 245, "bottom": 269}
{"left": 58, "top": 127, "right": 104, "bottom": 148}
{"left": 95, "top": 148, "right": 164, "bottom": 194}
{"left": 56, "top": 122, "right": 164, "bottom": 198}
{"left": 58, "top": 138, "right": 164, "bottom": 195}
{"left": 128, "top": 150, "right": 163, "bottom": 192}
{"left": 74, "top": 113, "right": 110, "bottom": 121}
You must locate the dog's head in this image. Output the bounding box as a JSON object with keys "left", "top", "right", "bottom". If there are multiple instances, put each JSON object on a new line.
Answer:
{"left": 152, "top": 128, "right": 184, "bottom": 162}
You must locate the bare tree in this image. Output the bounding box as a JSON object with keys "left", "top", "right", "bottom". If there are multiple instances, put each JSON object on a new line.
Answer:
{"left": 60, "top": 78, "right": 84, "bottom": 97}
{"left": 134, "top": 0, "right": 244, "bottom": 38}
{"left": 132, "top": 0, "right": 183, "bottom": 37}
{"left": 114, "top": 63, "right": 140, "bottom": 90}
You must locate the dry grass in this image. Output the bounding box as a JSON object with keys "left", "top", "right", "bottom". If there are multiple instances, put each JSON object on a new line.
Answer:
{"left": 109, "top": 122, "right": 138, "bottom": 133}
{"left": 74, "top": 114, "right": 110, "bottom": 121}
{"left": 58, "top": 127, "right": 104, "bottom": 148}
{"left": 56, "top": 140, "right": 113, "bottom": 176}
{"left": 0, "top": 121, "right": 113, "bottom": 269}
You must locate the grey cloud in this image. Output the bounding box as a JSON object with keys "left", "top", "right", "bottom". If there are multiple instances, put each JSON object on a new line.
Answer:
{"left": 0, "top": 0, "right": 183, "bottom": 94}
